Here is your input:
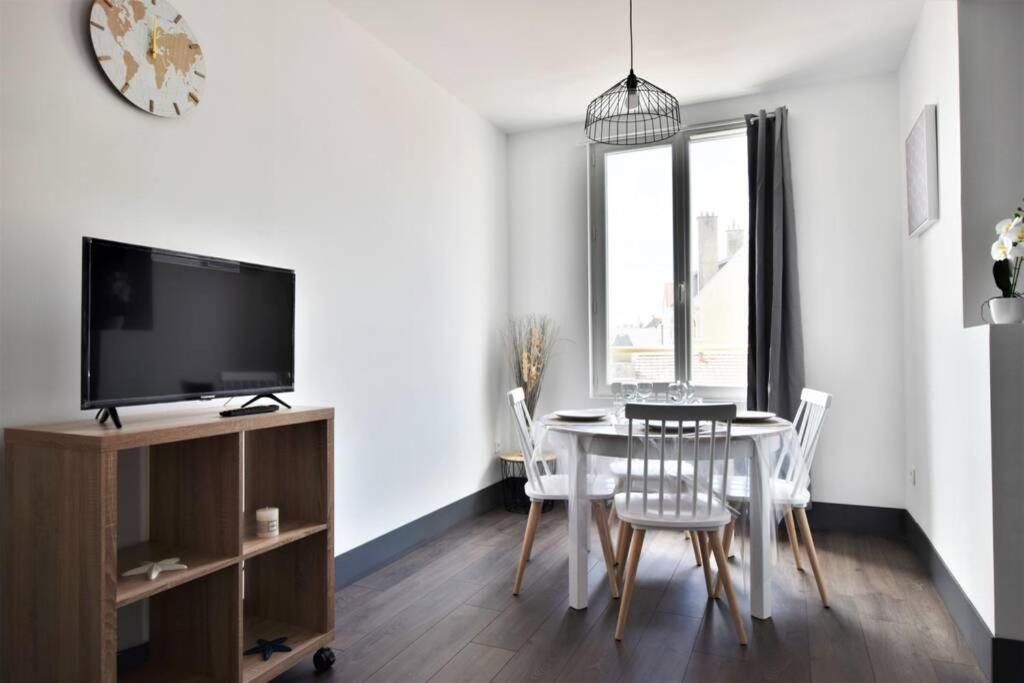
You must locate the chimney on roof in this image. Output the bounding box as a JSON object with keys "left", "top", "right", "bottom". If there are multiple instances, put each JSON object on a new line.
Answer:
{"left": 697, "top": 212, "right": 719, "bottom": 289}
{"left": 726, "top": 220, "right": 744, "bottom": 258}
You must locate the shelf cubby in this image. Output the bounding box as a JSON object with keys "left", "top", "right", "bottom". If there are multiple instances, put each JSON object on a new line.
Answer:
{"left": 241, "top": 615, "right": 326, "bottom": 683}
{"left": 148, "top": 433, "right": 242, "bottom": 557}
{"left": 241, "top": 533, "right": 332, "bottom": 683}
{"left": 118, "top": 565, "right": 241, "bottom": 682}
{"left": 117, "top": 432, "right": 241, "bottom": 608}
{"left": 242, "top": 519, "right": 329, "bottom": 560}
{"left": 117, "top": 541, "right": 237, "bottom": 607}
{"left": 244, "top": 420, "right": 331, "bottom": 526}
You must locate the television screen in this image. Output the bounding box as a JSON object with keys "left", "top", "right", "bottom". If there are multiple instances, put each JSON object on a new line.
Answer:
{"left": 81, "top": 238, "right": 295, "bottom": 409}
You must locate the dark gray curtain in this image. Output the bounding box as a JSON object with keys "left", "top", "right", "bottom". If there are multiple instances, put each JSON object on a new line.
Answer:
{"left": 746, "top": 107, "right": 804, "bottom": 419}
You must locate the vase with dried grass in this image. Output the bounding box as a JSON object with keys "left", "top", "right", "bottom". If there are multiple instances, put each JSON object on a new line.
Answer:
{"left": 506, "top": 315, "right": 558, "bottom": 417}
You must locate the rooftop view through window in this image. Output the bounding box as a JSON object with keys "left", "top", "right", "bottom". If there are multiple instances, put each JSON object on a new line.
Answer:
{"left": 604, "top": 129, "right": 749, "bottom": 388}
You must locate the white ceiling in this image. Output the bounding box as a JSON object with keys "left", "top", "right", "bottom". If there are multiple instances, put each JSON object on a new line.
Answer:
{"left": 330, "top": 0, "right": 926, "bottom": 133}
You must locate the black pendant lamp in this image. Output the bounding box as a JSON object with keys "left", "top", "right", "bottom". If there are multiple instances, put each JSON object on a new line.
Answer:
{"left": 585, "top": 0, "right": 681, "bottom": 145}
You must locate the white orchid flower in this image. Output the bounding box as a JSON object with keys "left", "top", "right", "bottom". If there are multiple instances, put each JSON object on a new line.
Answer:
{"left": 995, "top": 216, "right": 1022, "bottom": 235}
{"left": 1010, "top": 241, "right": 1024, "bottom": 260}
{"left": 993, "top": 237, "right": 1011, "bottom": 260}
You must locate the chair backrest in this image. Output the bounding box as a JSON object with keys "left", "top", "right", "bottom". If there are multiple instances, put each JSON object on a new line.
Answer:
{"left": 774, "top": 387, "right": 832, "bottom": 497}
{"left": 624, "top": 402, "right": 737, "bottom": 519}
{"left": 507, "top": 388, "right": 553, "bottom": 487}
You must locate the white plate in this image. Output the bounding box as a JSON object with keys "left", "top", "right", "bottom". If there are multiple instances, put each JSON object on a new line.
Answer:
{"left": 734, "top": 410, "right": 776, "bottom": 423}
{"left": 553, "top": 409, "right": 611, "bottom": 422}
{"left": 642, "top": 422, "right": 696, "bottom": 433}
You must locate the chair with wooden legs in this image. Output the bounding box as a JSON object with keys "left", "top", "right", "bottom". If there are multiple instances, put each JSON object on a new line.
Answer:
{"left": 506, "top": 388, "right": 620, "bottom": 598}
{"left": 613, "top": 402, "right": 747, "bottom": 645}
{"left": 613, "top": 500, "right": 703, "bottom": 586}
{"left": 718, "top": 388, "right": 833, "bottom": 607}
{"left": 606, "top": 462, "right": 704, "bottom": 573}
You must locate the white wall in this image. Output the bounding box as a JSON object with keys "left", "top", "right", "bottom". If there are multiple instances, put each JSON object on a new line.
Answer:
{"left": 507, "top": 126, "right": 592, "bottom": 415}
{"left": 0, "top": 0, "right": 508, "bottom": 556}
{"left": 508, "top": 74, "right": 906, "bottom": 510}
{"left": 898, "top": 0, "right": 994, "bottom": 632}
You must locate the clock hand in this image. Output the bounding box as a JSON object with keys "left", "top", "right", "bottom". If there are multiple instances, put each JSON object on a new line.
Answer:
{"left": 150, "top": 18, "right": 159, "bottom": 56}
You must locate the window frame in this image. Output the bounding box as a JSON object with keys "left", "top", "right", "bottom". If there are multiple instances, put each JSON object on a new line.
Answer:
{"left": 587, "top": 119, "right": 749, "bottom": 400}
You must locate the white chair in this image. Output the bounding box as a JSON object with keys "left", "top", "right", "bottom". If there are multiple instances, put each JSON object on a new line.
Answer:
{"left": 507, "top": 388, "right": 620, "bottom": 598}
{"left": 613, "top": 402, "right": 747, "bottom": 645}
{"left": 719, "top": 388, "right": 833, "bottom": 607}
{"left": 610, "top": 454, "right": 704, "bottom": 570}
{"left": 607, "top": 385, "right": 701, "bottom": 568}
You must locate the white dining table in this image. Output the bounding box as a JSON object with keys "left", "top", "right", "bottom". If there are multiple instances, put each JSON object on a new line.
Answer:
{"left": 535, "top": 414, "right": 795, "bottom": 620}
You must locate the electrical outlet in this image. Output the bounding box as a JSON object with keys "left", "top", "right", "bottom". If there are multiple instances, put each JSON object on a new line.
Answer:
{"left": 910, "top": 468, "right": 916, "bottom": 486}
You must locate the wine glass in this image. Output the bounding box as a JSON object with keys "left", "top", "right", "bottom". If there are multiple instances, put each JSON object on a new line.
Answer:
{"left": 637, "top": 381, "right": 653, "bottom": 403}
{"left": 611, "top": 383, "right": 625, "bottom": 420}
{"left": 668, "top": 380, "right": 683, "bottom": 403}
{"left": 622, "top": 381, "right": 638, "bottom": 406}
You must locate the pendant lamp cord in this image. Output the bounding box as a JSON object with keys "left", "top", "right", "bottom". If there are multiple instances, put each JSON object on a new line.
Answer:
{"left": 629, "top": 0, "right": 634, "bottom": 71}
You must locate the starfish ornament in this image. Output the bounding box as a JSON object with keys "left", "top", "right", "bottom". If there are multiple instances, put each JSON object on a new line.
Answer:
{"left": 121, "top": 557, "right": 188, "bottom": 581}
{"left": 244, "top": 637, "right": 292, "bottom": 661}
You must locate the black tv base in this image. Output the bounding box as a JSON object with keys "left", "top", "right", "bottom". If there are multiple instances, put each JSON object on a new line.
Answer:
{"left": 241, "top": 394, "right": 292, "bottom": 410}
{"left": 95, "top": 407, "right": 122, "bottom": 429}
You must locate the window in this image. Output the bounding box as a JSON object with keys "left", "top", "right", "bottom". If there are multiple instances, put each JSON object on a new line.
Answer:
{"left": 588, "top": 123, "right": 749, "bottom": 397}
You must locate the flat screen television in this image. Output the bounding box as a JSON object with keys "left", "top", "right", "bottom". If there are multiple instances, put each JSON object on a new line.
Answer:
{"left": 81, "top": 237, "right": 295, "bottom": 413}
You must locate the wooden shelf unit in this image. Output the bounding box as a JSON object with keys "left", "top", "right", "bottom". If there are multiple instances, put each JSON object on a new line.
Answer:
{"left": 2, "top": 406, "right": 335, "bottom": 683}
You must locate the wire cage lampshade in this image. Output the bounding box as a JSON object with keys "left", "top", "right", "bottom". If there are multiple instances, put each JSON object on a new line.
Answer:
{"left": 585, "top": 0, "right": 681, "bottom": 145}
{"left": 585, "top": 70, "right": 681, "bottom": 145}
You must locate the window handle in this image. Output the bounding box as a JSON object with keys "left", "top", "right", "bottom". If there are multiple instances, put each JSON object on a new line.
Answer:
{"left": 678, "top": 283, "right": 687, "bottom": 302}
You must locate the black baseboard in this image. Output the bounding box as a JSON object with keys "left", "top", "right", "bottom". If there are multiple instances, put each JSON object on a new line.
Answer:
{"left": 905, "top": 513, "right": 995, "bottom": 680}
{"left": 333, "top": 481, "right": 502, "bottom": 588}
{"left": 993, "top": 638, "right": 1024, "bottom": 682}
{"left": 805, "top": 501, "right": 906, "bottom": 537}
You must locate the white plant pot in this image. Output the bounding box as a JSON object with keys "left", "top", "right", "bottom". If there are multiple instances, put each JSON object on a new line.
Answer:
{"left": 987, "top": 297, "right": 1024, "bottom": 324}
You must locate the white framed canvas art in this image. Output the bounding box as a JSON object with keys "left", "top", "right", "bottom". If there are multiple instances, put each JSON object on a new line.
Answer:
{"left": 906, "top": 104, "right": 939, "bottom": 236}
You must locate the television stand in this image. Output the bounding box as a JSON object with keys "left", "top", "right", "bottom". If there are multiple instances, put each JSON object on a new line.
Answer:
{"left": 3, "top": 406, "right": 336, "bottom": 681}
{"left": 95, "top": 406, "right": 123, "bottom": 429}
{"left": 241, "top": 394, "right": 292, "bottom": 410}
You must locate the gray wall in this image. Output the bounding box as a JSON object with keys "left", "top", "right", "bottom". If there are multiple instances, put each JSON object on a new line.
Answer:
{"left": 989, "top": 326, "right": 1024, "bottom": 641}
{"left": 959, "top": 0, "right": 1024, "bottom": 327}
{"left": 957, "top": 0, "right": 1024, "bottom": 641}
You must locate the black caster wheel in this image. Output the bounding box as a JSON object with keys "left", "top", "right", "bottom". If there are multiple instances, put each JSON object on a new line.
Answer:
{"left": 313, "top": 647, "right": 336, "bottom": 672}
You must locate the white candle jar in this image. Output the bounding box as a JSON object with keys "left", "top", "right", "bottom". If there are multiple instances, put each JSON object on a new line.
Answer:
{"left": 256, "top": 507, "right": 280, "bottom": 538}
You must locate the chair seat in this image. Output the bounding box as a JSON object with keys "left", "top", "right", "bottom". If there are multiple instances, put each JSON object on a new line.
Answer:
{"left": 725, "top": 475, "right": 810, "bottom": 507}
{"left": 613, "top": 492, "right": 732, "bottom": 530}
{"left": 525, "top": 474, "right": 618, "bottom": 501}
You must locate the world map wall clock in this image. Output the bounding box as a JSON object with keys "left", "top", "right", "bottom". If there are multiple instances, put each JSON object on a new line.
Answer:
{"left": 89, "top": 0, "right": 206, "bottom": 117}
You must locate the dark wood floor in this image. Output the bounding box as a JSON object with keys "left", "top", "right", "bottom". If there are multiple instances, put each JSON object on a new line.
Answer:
{"left": 276, "top": 507, "right": 986, "bottom": 682}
